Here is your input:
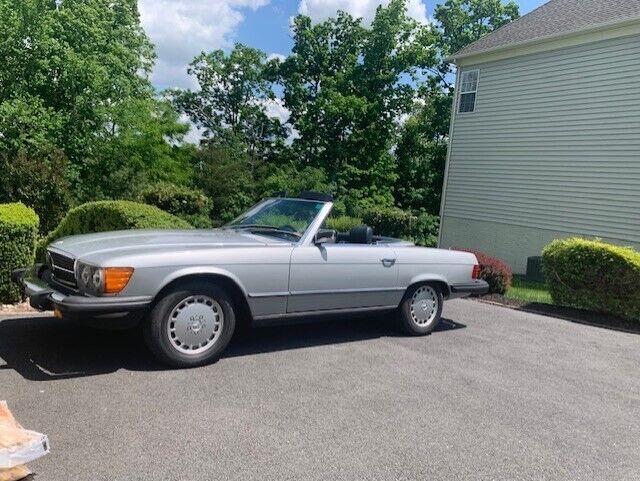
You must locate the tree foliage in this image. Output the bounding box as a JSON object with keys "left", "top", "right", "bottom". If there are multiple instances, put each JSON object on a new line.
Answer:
{"left": 0, "top": 0, "right": 189, "bottom": 206}
{"left": 394, "top": 0, "right": 520, "bottom": 215}
{"left": 275, "top": 1, "right": 436, "bottom": 209}
{"left": 434, "top": 0, "right": 520, "bottom": 58}
{"left": 0, "top": 0, "right": 522, "bottom": 235}
{"left": 172, "top": 45, "right": 287, "bottom": 164}
{"left": 0, "top": 148, "right": 71, "bottom": 233}
{"left": 394, "top": 84, "right": 451, "bottom": 215}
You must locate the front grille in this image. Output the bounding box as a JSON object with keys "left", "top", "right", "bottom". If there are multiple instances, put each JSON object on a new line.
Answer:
{"left": 48, "top": 250, "right": 77, "bottom": 288}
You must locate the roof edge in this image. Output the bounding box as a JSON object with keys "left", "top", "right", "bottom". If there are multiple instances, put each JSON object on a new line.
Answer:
{"left": 446, "top": 14, "right": 640, "bottom": 64}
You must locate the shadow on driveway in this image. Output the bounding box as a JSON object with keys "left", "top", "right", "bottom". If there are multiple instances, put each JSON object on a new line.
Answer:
{"left": 0, "top": 314, "right": 465, "bottom": 381}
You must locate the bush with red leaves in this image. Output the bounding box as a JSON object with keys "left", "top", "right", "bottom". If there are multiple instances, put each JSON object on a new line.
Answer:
{"left": 453, "top": 248, "right": 513, "bottom": 295}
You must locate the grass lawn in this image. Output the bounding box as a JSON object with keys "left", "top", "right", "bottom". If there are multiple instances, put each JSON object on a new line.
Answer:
{"left": 505, "top": 276, "right": 553, "bottom": 304}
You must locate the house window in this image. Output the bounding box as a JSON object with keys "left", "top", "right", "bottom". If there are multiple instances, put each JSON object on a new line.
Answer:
{"left": 458, "top": 70, "right": 479, "bottom": 113}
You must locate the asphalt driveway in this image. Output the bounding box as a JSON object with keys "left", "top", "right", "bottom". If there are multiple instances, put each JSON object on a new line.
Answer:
{"left": 1, "top": 300, "right": 639, "bottom": 481}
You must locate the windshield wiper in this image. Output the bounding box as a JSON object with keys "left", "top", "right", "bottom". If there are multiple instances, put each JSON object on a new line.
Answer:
{"left": 225, "top": 224, "right": 301, "bottom": 239}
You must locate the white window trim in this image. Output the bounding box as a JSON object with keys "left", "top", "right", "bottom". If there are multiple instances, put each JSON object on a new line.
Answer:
{"left": 457, "top": 69, "right": 480, "bottom": 114}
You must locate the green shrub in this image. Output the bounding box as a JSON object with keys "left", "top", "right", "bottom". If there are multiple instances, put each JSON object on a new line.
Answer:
{"left": 326, "top": 216, "right": 363, "bottom": 232}
{"left": 542, "top": 238, "right": 640, "bottom": 321}
{"left": 0, "top": 203, "right": 39, "bottom": 303}
{"left": 38, "top": 201, "right": 192, "bottom": 259}
{"left": 140, "top": 182, "right": 212, "bottom": 228}
{"left": 361, "top": 207, "right": 439, "bottom": 247}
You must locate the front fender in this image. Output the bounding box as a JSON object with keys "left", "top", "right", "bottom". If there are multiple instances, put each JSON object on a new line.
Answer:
{"left": 154, "top": 266, "right": 249, "bottom": 298}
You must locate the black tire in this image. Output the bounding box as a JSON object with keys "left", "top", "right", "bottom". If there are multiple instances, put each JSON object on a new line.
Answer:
{"left": 398, "top": 283, "right": 444, "bottom": 336}
{"left": 143, "top": 281, "right": 236, "bottom": 368}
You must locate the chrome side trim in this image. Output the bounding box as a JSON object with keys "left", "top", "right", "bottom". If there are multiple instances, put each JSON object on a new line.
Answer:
{"left": 248, "top": 287, "right": 406, "bottom": 298}
{"left": 289, "top": 287, "right": 405, "bottom": 296}
{"left": 248, "top": 292, "right": 289, "bottom": 298}
{"left": 253, "top": 304, "right": 397, "bottom": 321}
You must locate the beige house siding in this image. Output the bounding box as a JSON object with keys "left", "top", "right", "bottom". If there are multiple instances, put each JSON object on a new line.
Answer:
{"left": 440, "top": 33, "right": 640, "bottom": 273}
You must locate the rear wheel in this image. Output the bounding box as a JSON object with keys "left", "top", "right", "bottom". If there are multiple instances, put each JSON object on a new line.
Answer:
{"left": 398, "top": 283, "right": 443, "bottom": 336}
{"left": 143, "top": 281, "right": 236, "bottom": 368}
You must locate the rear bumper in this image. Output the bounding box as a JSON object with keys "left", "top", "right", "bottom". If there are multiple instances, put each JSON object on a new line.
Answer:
{"left": 12, "top": 266, "right": 152, "bottom": 328}
{"left": 450, "top": 280, "right": 490, "bottom": 296}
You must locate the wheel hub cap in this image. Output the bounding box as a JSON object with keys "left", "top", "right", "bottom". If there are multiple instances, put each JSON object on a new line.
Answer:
{"left": 410, "top": 286, "right": 438, "bottom": 326}
{"left": 167, "top": 295, "right": 223, "bottom": 355}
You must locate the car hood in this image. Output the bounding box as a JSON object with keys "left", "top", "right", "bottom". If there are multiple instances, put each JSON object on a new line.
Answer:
{"left": 48, "top": 229, "right": 290, "bottom": 259}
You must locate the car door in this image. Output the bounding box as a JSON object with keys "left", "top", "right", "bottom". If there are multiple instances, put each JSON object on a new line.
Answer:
{"left": 287, "top": 243, "right": 400, "bottom": 313}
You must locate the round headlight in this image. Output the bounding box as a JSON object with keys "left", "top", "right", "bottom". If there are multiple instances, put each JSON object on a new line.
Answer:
{"left": 92, "top": 268, "right": 104, "bottom": 292}
{"left": 80, "top": 265, "right": 91, "bottom": 287}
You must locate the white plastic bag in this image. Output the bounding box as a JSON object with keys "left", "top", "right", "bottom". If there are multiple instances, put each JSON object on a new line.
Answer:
{"left": 0, "top": 430, "right": 49, "bottom": 469}
{"left": 0, "top": 401, "right": 49, "bottom": 470}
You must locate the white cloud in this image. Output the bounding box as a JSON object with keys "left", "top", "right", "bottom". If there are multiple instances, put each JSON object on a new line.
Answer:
{"left": 263, "top": 98, "right": 290, "bottom": 124}
{"left": 266, "top": 53, "right": 287, "bottom": 63}
{"left": 298, "top": 0, "right": 429, "bottom": 26}
{"left": 139, "top": 0, "right": 270, "bottom": 89}
{"left": 180, "top": 114, "right": 206, "bottom": 145}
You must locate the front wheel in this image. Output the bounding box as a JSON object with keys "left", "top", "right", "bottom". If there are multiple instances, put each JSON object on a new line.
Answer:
{"left": 143, "top": 281, "right": 236, "bottom": 368}
{"left": 398, "top": 283, "right": 443, "bottom": 336}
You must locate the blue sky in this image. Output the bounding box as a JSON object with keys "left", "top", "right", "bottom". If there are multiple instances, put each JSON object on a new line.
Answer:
{"left": 140, "top": 0, "right": 548, "bottom": 92}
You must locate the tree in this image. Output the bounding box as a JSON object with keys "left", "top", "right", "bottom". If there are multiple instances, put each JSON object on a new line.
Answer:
{"left": 79, "top": 98, "right": 193, "bottom": 201}
{"left": 193, "top": 142, "right": 256, "bottom": 223}
{"left": 0, "top": 0, "right": 192, "bottom": 205}
{"left": 0, "top": 0, "right": 154, "bottom": 160}
{"left": 0, "top": 148, "right": 72, "bottom": 233}
{"left": 0, "top": 96, "right": 63, "bottom": 158}
{"left": 394, "top": 0, "right": 520, "bottom": 215}
{"left": 394, "top": 83, "right": 451, "bottom": 215}
{"left": 435, "top": 0, "right": 519, "bottom": 58}
{"left": 433, "top": 0, "right": 519, "bottom": 89}
{"left": 277, "top": 1, "right": 437, "bottom": 210}
{"left": 172, "top": 44, "right": 287, "bottom": 171}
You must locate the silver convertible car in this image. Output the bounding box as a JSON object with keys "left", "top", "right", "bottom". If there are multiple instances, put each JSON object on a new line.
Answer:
{"left": 13, "top": 192, "right": 488, "bottom": 367}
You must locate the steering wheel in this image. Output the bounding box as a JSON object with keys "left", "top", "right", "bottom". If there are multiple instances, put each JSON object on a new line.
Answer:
{"left": 280, "top": 224, "right": 297, "bottom": 233}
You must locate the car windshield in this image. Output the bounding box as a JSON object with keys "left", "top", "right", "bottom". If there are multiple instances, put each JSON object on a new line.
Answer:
{"left": 223, "top": 198, "right": 326, "bottom": 241}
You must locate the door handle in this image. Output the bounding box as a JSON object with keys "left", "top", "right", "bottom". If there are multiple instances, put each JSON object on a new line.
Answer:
{"left": 381, "top": 258, "right": 396, "bottom": 267}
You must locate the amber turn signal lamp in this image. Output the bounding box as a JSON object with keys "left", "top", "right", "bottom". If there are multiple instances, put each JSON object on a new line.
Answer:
{"left": 104, "top": 267, "right": 134, "bottom": 294}
{"left": 472, "top": 264, "right": 481, "bottom": 279}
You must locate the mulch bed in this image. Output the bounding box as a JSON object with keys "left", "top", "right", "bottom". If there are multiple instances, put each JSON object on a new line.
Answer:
{"left": 474, "top": 295, "right": 640, "bottom": 335}
{"left": 0, "top": 301, "right": 37, "bottom": 315}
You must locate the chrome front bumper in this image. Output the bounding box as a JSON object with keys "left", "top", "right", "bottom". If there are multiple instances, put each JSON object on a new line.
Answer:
{"left": 12, "top": 266, "right": 152, "bottom": 328}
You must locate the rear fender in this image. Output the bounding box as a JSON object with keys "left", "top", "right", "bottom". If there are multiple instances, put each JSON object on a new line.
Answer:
{"left": 406, "top": 274, "right": 451, "bottom": 298}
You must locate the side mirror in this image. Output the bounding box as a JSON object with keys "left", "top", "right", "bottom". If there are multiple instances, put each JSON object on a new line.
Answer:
{"left": 314, "top": 229, "right": 336, "bottom": 245}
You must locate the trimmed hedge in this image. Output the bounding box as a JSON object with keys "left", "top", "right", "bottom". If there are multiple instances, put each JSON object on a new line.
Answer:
{"left": 0, "top": 203, "right": 39, "bottom": 303}
{"left": 361, "top": 207, "right": 439, "bottom": 247}
{"left": 542, "top": 238, "right": 640, "bottom": 321}
{"left": 38, "top": 201, "right": 192, "bottom": 259}
{"left": 454, "top": 248, "right": 512, "bottom": 295}
{"left": 326, "top": 216, "right": 363, "bottom": 232}
{"left": 139, "top": 182, "right": 212, "bottom": 228}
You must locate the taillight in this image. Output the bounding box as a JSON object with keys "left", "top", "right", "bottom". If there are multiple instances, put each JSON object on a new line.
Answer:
{"left": 472, "top": 264, "right": 481, "bottom": 279}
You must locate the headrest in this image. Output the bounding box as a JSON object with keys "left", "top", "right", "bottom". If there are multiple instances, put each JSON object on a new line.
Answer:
{"left": 349, "top": 225, "right": 373, "bottom": 244}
